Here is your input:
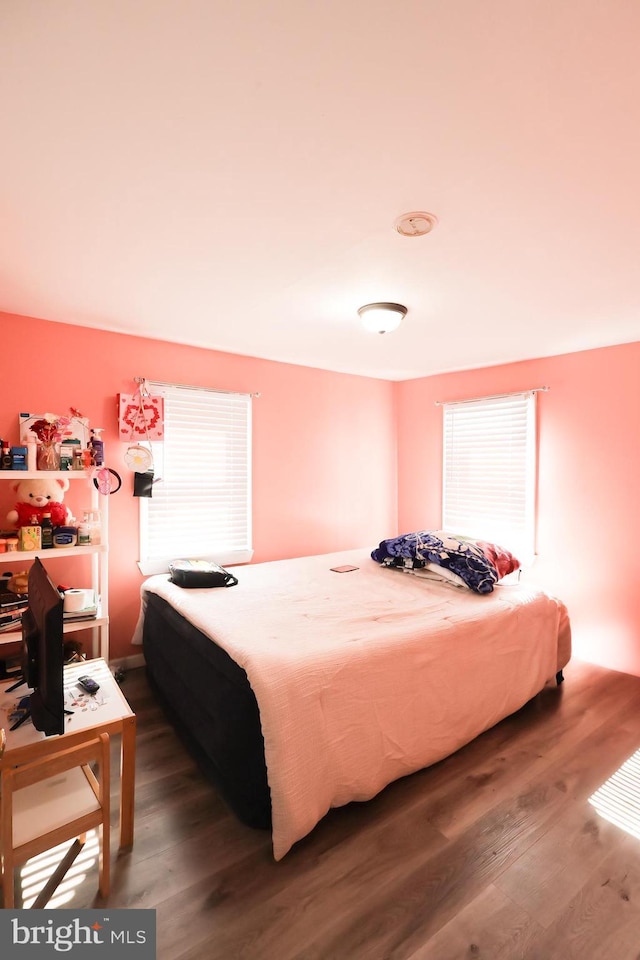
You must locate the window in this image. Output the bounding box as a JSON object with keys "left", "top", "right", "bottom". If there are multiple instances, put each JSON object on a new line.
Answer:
{"left": 442, "top": 391, "right": 537, "bottom": 561}
{"left": 138, "top": 382, "right": 252, "bottom": 575}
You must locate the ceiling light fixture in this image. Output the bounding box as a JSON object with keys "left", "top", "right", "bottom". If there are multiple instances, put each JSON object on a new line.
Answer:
{"left": 358, "top": 302, "right": 407, "bottom": 334}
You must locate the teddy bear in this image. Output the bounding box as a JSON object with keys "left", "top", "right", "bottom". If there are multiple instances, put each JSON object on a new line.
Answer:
{"left": 5, "top": 571, "right": 28, "bottom": 595}
{"left": 6, "top": 476, "right": 72, "bottom": 528}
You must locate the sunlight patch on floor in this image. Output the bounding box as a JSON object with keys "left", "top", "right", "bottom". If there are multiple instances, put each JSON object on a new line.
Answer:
{"left": 589, "top": 748, "right": 640, "bottom": 840}
{"left": 20, "top": 832, "right": 99, "bottom": 908}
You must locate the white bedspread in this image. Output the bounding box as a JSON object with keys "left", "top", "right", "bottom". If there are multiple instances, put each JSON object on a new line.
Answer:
{"left": 138, "top": 549, "right": 565, "bottom": 860}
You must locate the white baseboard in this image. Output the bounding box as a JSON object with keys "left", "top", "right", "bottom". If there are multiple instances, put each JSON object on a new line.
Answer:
{"left": 109, "top": 652, "right": 146, "bottom": 673}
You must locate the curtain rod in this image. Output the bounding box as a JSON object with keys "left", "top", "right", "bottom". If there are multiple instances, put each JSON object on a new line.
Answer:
{"left": 434, "top": 385, "right": 549, "bottom": 406}
{"left": 134, "top": 377, "right": 260, "bottom": 399}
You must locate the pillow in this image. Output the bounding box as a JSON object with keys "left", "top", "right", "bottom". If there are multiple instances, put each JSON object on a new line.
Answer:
{"left": 430, "top": 532, "right": 520, "bottom": 580}
{"left": 473, "top": 540, "right": 520, "bottom": 579}
{"left": 371, "top": 530, "right": 499, "bottom": 594}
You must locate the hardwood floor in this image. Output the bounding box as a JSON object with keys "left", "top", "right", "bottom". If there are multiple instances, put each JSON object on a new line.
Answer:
{"left": 12, "top": 658, "right": 640, "bottom": 959}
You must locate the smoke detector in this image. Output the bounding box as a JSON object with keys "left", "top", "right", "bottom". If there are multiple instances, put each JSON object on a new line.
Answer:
{"left": 394, "top": 211, "right": 438, "bottom": 238}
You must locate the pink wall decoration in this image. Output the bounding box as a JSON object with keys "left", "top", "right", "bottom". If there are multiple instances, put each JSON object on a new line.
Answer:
{"left": 117, "top": 392, "right": 164, "bottom": 441}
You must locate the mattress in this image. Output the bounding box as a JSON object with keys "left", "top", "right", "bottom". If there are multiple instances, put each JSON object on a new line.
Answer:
{"left": 138, "top": 549, "right": 571, "bottom": 859}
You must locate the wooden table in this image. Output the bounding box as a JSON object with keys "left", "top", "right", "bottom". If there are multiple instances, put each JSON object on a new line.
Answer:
{"left": 0, "top": 657, "right": 136, "bottom": 848}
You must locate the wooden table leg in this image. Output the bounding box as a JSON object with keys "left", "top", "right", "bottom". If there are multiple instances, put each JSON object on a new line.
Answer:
{"left": 119, "top": 715, "right": 137, "bottom": 848}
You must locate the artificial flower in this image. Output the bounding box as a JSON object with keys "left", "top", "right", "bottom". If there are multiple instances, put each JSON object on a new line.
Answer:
{"left": 29, "top": 409, "right": 79, "bottom": 445}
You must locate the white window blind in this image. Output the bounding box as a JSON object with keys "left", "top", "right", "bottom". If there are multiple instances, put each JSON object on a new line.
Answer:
{"left": 442, "top": 391, "right": 536, "bottom": 560}
{"left": 138, "top": 382, "right": 252, "bottom": 575}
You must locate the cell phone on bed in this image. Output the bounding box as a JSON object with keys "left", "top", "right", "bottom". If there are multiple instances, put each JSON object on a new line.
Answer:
{"left": 330, "top": 565, "right": 359, "bottom": 573}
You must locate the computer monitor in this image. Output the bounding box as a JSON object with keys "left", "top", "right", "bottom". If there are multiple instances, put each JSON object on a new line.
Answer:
{"left": 19, "top": 557, "right": 65, "bottom": 736}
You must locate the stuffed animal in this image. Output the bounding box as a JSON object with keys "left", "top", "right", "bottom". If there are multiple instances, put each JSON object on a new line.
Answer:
{"left": 6, "top": 476, "right": 72, "bottom": 528}
{"left": 6, "top": 571, "right": 29, "bottom": 595}
{"left": 63, "top": 638, "right": 85, "bottom": 662}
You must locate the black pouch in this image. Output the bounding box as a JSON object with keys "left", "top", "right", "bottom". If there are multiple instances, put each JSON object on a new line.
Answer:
{"left": 133, "top": 469, "right": 155, "bottom": 497}
{"left": 168, "top": 559, "right": 238, "bottom": 588}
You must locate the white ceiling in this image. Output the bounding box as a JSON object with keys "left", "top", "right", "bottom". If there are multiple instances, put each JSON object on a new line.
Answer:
{"left": 2, "top": 1, "right": 640, "bottom": 380}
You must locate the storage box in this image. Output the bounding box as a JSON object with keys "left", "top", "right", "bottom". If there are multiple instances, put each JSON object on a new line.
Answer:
{"left": 60, "top": 439, "right": 80, "bottom": 471}
{"left": 10, "top": 446, "right": 27, "bottom": 470}
{"left": 19, "top": 525, "right": 41, "bottom": 551}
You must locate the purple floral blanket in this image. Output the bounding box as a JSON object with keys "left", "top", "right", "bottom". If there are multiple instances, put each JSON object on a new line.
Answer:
{"left": 371, "top": 530, "right": 499, "bottom": 594}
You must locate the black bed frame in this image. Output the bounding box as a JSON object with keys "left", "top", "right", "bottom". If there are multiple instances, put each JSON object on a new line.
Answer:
{"left": 142, "top": 592, "right": 271, "bottom": 829}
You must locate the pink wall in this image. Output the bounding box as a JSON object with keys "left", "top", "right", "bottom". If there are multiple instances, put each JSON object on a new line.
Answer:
{"left": 0, "top": 312, "right": 397, "bottom": 661}
{"left": 4, "top": 310, "right": 639, "bottom": 678}
{"left": 396, "top": 342, "right": 640, "bottom": 676}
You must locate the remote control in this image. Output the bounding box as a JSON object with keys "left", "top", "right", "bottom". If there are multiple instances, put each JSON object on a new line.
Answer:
{"left": 77, "top": 676, "right": 100, "bottom": 695}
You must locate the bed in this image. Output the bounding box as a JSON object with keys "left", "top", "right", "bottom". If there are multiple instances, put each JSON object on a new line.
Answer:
{"left": 136, "top": 547, "right": 571, "bottom": 860}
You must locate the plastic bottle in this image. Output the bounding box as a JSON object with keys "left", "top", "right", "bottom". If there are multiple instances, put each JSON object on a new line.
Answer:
{"left": 27, "top": 440, "right": 37, "bottom": 471}
{"left": 77, "top": 521, "right": 91, "bottom": 546}
{"left": 90, "top": 428, "right": 104, "bottom": 466}
{"left": 41, "top": 513, "right": 54, "bottom": 549}
{"left": 85, "top": 509, "right": 102, "bottom": 545}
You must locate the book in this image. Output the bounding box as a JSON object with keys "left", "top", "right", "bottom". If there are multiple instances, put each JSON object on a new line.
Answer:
{"left": 63, "top": 608, "right": 98, "bottom": 623}
{"left": 0, "top": 609, "right": 26, "bottom": 632}
{"left": 0, "top": 591, "right": 29, "bottom": 611}
{"left": 63, "top": 592, "right": 98, "bottom": 622}
{"left": 0, "top": 606, "right": 27, "bottom": 624}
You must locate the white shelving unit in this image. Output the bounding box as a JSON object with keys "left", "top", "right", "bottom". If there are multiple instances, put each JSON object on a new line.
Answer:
{"left": 0, "top": 470, "right": 109, "bottom": 660}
